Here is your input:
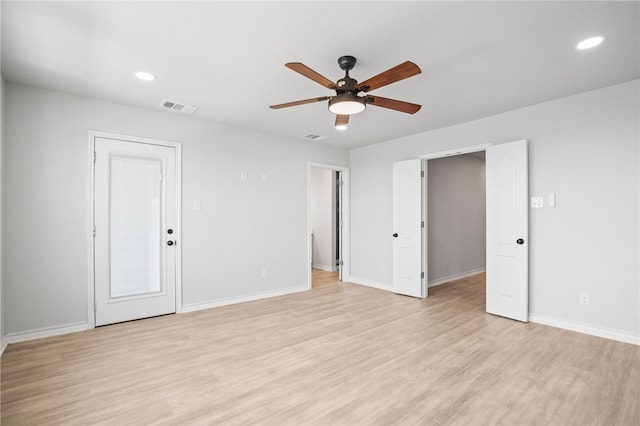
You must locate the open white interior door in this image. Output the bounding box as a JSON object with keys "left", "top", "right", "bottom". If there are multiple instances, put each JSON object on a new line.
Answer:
{"left": 486, "top": 140, "right": 529, "bottom": 322}
{"left": 392, "top": 159, "right": 424, "bottom": 298}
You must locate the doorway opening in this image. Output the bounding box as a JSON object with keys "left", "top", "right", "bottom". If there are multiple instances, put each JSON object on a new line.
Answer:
{"left": 407, "top": 140, "right": 529, "bottom": 322}
{"left": 425, "top": 152, "right": 486, "bottom": 301}
{"left": 308, "top": 163, "right": 350, "bottom": 289}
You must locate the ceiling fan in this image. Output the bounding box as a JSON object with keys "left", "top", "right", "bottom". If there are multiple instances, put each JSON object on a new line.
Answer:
{"left": 269, "top": 55, "right": 422, "bottom": 129}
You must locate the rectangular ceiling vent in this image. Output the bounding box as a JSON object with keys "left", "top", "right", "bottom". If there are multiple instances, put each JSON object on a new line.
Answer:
{"left": 302, "top": 132, "right": 327, "bottom": 141}
{"left": 161, "top": 100, "right": 199, "bottom": 114}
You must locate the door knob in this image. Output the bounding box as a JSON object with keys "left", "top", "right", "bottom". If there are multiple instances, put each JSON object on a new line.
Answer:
{"left": 167, "top": 241, "right": 174, "bottom": 246}
{"left": 516, "top": 238, "right": 524, "bottom": 245}
{"left": 393, "top": 233, "right": 398, "bottom": 238}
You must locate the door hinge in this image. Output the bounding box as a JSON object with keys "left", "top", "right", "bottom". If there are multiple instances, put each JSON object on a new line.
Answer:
{"left": 93, "top": 226, "right": 96, "bottom": 238}
{"left": 159, "top": 172, "right": 164, "bottom": 181}
{"left": 337, "top": 260, "right": 344, "bottom": 266}
{"left": 421, "top": 221, "right": 424, "bottom": 228}
{"left": 93, "top": 299, "right": 97, "bottom": 312}
{"left": 339, "top": 180, "right": 344, "bottom": 188}
{"left": 93, "top": 151, "right": 96, "bottom": 163}
{"left": 421, "top": 170, "right": 424, "bottom": 177}
{"left": 421, "top": 272, "right": 425, "bottom": 279}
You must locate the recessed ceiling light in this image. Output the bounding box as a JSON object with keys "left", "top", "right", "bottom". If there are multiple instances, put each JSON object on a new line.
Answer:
{"left": 135, "top": 71, "right": 156, "bottom": 81}
{"left": 576, "top": 36, "right": 606, "bottom": 50}
{"left": 335, "top": 124, "right": 348, "bottom": 131}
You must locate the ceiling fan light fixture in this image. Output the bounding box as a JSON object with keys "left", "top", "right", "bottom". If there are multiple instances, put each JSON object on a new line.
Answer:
{"left": 328, "top": 93, "right": 366, "bottom": 115}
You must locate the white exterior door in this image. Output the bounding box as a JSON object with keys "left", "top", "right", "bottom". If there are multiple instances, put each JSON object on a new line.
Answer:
{"left": 392, "top": 159, "right": 424, "bottom": 298}
{"left": 94, "top": 137, "right": 177, "bottom": 326}
{"left": 486, "top": 140, "right": 529, "bottom": 322}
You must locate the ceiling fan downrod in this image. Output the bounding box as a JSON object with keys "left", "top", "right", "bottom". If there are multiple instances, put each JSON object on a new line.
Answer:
{"left": 337, "top": 55, "right": 357, "bottom": 78}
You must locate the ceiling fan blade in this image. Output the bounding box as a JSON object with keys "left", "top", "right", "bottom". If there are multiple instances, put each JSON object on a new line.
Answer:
{"left": 269, "top": 96, "right": 331, "bottom": 109}
{"left": 335, "top": 114, "right": 349, "bottom": 127}
{"left": 366, "top": 95, "right": 421, "bottom": 114}
{"left": 285, "top": 63, "right": 338, "bottom": 90}
{"left": 358, "top": 61, "right": 421, "bottom": 92}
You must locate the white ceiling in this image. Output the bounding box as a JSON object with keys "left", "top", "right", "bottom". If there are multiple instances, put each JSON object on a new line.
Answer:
{"left": 2, "top": 1, "right": 638, "bottom": 149}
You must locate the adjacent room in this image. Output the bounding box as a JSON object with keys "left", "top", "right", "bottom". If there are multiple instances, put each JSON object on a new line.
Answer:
{"left": 0, "top": 1, "right": 638, "bottom": 425}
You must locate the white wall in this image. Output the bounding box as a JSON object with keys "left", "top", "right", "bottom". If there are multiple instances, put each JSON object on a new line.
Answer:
{"left": 310, "top": 167, "right": 335, "bottom": 271}
{"left": 3, "top": 82, "right": 349, "bottom": 335}
{"left": 428, "top": 154, "right": 485, "bottom": 283}
{"left": 0, "top": 2, "right": 5, "bottom": 352}
{"left": 351, "top": 80, "right": 639, "bottom": 340}
{"left": 0, "top": 74, "right": 5, "bottom": 351}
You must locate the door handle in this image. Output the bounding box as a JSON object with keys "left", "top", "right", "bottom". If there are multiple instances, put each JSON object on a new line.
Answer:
{"left": 167, "top": 241, "right": 175, "bottom": 246}
{"left": 393, "top": 233, "right": 398, "bottom": 238}
{"left": 516, "top": 238, "right": 524, "bottom": 245}
{"left": 167, "top": 229, "right": 173, "bottom": 235}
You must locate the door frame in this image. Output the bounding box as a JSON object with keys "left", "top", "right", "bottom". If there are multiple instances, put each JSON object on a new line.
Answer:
{"left": 87, "top": 131, "right": 183, "bottom": 329}
{"left": 419, "top": 143, "right": 493, "bottom": 296}
{"left": 307, "top": 163, "right": 350, "bottom": 288}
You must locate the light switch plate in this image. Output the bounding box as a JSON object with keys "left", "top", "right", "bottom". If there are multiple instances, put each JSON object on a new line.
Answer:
{"left": 193, "top": 200, "right": 202, "bottom": 211}
{"left": 531, "top": 196, "right": 544, "bottom": 208}
{"left": 548, "top": 193, "right": 556, "bottom": 207}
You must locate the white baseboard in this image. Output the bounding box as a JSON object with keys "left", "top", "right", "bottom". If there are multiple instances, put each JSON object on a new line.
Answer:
{"left": 529, "top": 314, "right": 639, "bottom": 346}
{"left": 312, "top": 264, "right": 337, "bottom": 272}
{"left": 349, "top": 276, "right": 392, "bottom": 292}
{"left": 5, "top": 322, "right": 89, "bottom": 345}
{"left": 181, "top": 285, "right": 309, "bottom": 313}
{"left": 429, "top": 268, "right": 486, "bottom": 288}
{"left": 0, "top": 336, "right": 8, "bottom": 356}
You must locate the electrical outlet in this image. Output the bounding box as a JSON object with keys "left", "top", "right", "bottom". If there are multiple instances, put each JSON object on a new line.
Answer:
{"left": 261, "top": 269, "right": 268, "bottom": 279}
{"left": 579, "top": 293, "right": 590, "bottom": 306}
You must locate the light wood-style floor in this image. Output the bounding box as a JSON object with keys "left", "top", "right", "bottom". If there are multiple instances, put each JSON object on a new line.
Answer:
{"left": 2, "top": 273, "right": 639, "bottom": 425}
{"left": 311, "top": 268, "right": 339, "bottom": 288}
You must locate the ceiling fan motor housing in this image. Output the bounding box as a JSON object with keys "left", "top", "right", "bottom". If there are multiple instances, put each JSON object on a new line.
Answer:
{"left": 336, "top": 76, "right": 358, "bottom": 92}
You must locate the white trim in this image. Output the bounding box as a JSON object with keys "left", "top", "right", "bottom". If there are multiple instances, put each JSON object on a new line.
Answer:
{"left": 422, "top": 159, "right": 428, "bottom": 297}
{"left": 174, "top": 142, "right": 183, "bottom": 313}
{"left": 181, "top": 285, "right": 308, "bottom": 313}
{"left": 307, "top": 163, "right": 351, "bottom": 288}
{"left": 529, "top": 314, "right": 640, "bottom": 346}
{"left": 312, "top": 264, "right": 337, "bottom": 272}
{"left": 429, "top": 268, "right": 486, "bottom": 288}
{"left": 349, "top": 276, "right": 392, "bottom": 292}
{"left": 87, "top": 135, "right": 95, "bottom": 328}
{"left": 5, "top": 322, "right": 88, "bottom": 345}
{"left": 0, "top": 337, "right": 8, "bottom": 356}
{"left": 87, "top": 130, "right": 183, "bottom": 328}
{"left": 419, "top": 142, "right": 493, "bottom": 160}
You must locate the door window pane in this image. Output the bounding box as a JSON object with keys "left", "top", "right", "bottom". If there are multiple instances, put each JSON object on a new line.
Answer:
{"left": 110, "top": 156, "right": 162, "bottom": 298}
